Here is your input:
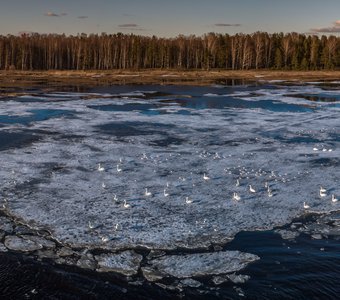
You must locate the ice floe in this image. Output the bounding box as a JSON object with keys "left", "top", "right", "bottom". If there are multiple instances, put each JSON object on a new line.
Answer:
{"left": 0, "top": 84, "right": 339, "bottom": 284}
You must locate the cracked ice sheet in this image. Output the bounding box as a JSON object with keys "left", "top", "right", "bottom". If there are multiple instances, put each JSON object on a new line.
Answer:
{"left": 0, "top": 85, "right": 339, "bottom": 251}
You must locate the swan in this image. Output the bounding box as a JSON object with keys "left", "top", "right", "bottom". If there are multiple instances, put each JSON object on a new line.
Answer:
{"left": 264, "top": 182, "right": 268, "bottom": 188}
{"left": 319, "top": 187, "right": 327, "bottom": 197}
{"left": 185, "top": 197, "right": 193, "bottom": 204}
{"left": 303, "top": 202, "right": 310, "bottom": 209}
{"left": 102, "top": 182, "right": 106, "bottom": 188}
{"left": 203, "top": 173, "right": 210, "bottom": 181}
{"left": 267, "top": 188, "right": 273, "bottom": 197}
{"left": 249, "top": 185, "right": 256, "bottom": 193}
{"left": 320, "top": 186, "right": 327, "bottom": 193}
{"left": 113, "top": 194, "right": 118, "bottom": 202}
{"left": 101, "top": 236, "right": 109, "bottom": 243}
{"left": 123, "top": 200, "right": 131, "bottom": 208}
{"left": 233, "top": 192, "right": 241, "bottom": 201}
{"left": 320, "top": 191, "right": 327, "bottom": 197}
{"left": 236, "top": 179, "right": 240, "bottom": 187}
{"left": 145, "top": 188, "right": 152, "bottom": 197}
{"left": 88, "top": 221, "right": 95, "bottom": 229}
{"left": 98, "top": 163, "right": 105, "bottom": 172}
{"left": 117, "top": 164, "right": 122, "bottom": 172}
{"left": 145, "top": 188, "right": 152, "bottom": 196}
{"left": 164, "top": 189, "right": 169, "bottom": 197}
{"left": 332, "top": 194, "right": 338, "bottom": 203}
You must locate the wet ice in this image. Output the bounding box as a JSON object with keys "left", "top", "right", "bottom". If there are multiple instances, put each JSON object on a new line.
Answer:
{"left": 0, "top": 84, "right": 339, "bottom": 280}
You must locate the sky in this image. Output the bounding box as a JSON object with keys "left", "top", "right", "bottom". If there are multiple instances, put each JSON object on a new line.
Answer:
{"left": 1, "top": 0, "right": 340, "bottom": 37}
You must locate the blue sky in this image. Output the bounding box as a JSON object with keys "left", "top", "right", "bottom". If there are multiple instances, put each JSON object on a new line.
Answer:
{"left": 1, "top": 0, "right": 340, "bottom": 36}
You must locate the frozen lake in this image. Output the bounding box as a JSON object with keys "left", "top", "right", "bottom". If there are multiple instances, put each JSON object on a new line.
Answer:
{"left": 0, "top": 81, "right": 339, "bottom": 299}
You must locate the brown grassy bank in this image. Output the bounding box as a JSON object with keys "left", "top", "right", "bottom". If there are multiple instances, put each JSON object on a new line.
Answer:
{"left": 1, "top": 70, "right": 340, "bottom": 88}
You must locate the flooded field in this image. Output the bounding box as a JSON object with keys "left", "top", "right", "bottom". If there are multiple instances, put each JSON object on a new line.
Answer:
{"left": 0, "top": 81, "right": 339, "bottom": 299}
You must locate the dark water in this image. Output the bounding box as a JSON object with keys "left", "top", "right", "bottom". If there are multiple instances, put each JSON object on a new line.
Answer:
{"left": 0, "top": 82, "right": 339, "bottom": 299}
{"left": 1, "top": 230, "right": 339, "bottom": 299}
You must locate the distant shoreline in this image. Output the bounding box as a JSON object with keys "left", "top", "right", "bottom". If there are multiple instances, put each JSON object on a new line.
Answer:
{"left": 1, "top": 70, "right": 340, "bottom": 87}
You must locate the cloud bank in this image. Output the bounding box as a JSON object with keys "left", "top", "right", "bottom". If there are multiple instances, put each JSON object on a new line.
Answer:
{"left": 117, "top": 23, "right": 147, "bottom": 31}
{"left": 44, "top": 12, "right": 67, "bottom": 17}
{"left": 214, "top": 23, "right": 241, "bottom": 27}
{"left": 311, "top": 20, "right": 340, "bottom": 33}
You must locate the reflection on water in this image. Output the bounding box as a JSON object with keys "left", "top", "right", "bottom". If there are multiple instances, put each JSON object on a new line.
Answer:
{"left": 0, "top": 109, "right": 74, "bottom": 125}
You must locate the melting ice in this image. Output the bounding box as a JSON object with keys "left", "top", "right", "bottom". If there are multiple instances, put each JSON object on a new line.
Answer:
{"left": 0, "top": 83, "right": 339, "bottom": 282}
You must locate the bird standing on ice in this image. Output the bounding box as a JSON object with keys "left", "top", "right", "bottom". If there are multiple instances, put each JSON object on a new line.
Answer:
{"left": 267, "top": 187, "right": 273, "bottom": 197}
{"left": 233, "top": 192, "right": 241, "bottom": 201}
{"left": 249, "top": 185, "right": 256, "bottom": 193}
{"left": 319, "top": 186, "right": 327, "bottom": 197}
{"left": 145, "top": 188, "right": 152, "bottom": 197}
{"left": 101, "top": 236, "right": 109, "bottom": 243}
{"left": 123, "top": 200, "right": 131, "bottom": 208}
{"left": 332, "top": 194, "right": 338, "bottom": 203}
{"left": 185, "top": 197, "right": 193, "bottom": 204}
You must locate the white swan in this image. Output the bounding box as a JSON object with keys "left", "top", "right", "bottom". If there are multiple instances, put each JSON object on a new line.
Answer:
{"left": 185, "top": 197, "right": 193, "bottom": 204}
{"left": 145, "top": 188, "right": 152, "bottom": 197}
{"left": 332, "top": 194, "right": 338, "bottom": 203}
{"left": 98, "top": 163, "right": 105, "bottom": 172}
{"left": 320, "top": 186, "right": 327, "bottom": 193}
{"left": 233, "top": 192, "right": 241, "bottom": 201}
{"left": 101, "top": 236, "right": 109, "bottom": 242}
{"left": 102, "top": 182, "right": 106, "bottom": 188}
{"left": 303, "top": 202, "right": 310, "bottom": 209}
{"left": 267, "top": 188, "right": 273, "bottom": 197}
{"left": 164, "top": 189, "right": 169, "bottom": 197}
{"left": 236, "top": 179, "right": 240, "bottom": 187}
{"left": 117, "top": 164, "right": 122, "bottom": 172}
{"left": 319, "top": 186, "right": 327, "bottom": 197}
{"left": 249, "top": 185, "right": 256, "bottom": 193}
{"left": 113, "top": 194, "right": 118, "bottom": 202}
{"left": 203, "top": 173, "right": 210, "bottom": 181}
{"left": 88, "top": 221, "right": 95, "bottom": 229}
{"left": 123, "top": 200, "right": 131, "bottom": 208}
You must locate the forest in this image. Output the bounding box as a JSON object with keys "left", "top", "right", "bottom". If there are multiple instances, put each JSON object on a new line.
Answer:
{"left": 0, "top": 32, "right": 339, "bottom": 71}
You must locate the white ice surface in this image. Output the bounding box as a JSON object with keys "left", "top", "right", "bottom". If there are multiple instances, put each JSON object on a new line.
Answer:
{"left": 0, "top": 85, "right": 339, "bottom": 252}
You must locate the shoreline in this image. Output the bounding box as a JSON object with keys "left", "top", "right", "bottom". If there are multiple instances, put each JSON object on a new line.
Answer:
{"left": 1, "top": 70, "right": 340, "bottom": 87}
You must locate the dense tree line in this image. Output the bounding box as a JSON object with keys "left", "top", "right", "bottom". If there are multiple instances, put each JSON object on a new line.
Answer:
{"left": 0, "top": 32, "right": 339, "bottom": 71}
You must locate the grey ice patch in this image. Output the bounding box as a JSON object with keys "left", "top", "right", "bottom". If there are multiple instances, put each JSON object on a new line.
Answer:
{"left": 95, "top": 250, "right": 143, "bottom": 276}
{"left": 4, "top": 236, "right": 43, "bottom": 252}
{"left": 226, "top": 273, "right": 250, "bottom": 284}
{"left": 77, "top": 253, "right": 97, "bottom": 270}
{"left": 275, "top": 229, "right": 300, "bottom": 240}
{"left": 20, "top": 235, "right": 56, "bottom": 249}
{"left": 0, "top": 217, "right": 14, "bottom": 233}
{"left": 180, "top": 278, "right": 202, "bottom": 288}
{"left": 144, "top": 251, "right": 259, "bottom": 279}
